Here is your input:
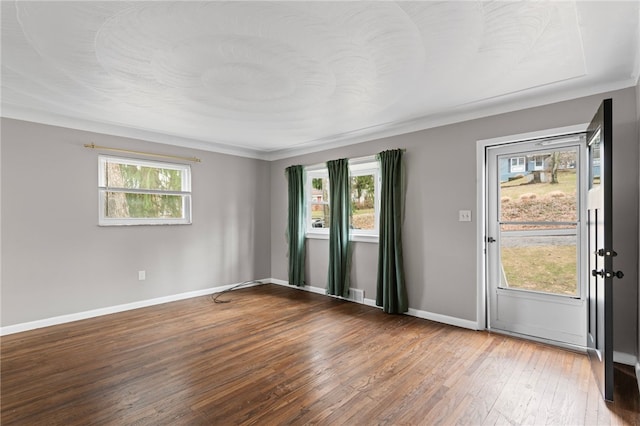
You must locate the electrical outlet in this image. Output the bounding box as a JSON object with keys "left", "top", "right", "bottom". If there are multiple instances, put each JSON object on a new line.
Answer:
{"left": 459, "top": 210, "right": 472, "bottom": 222}
{"left": 138, "top": 270, "right": 146, "bottom": 281}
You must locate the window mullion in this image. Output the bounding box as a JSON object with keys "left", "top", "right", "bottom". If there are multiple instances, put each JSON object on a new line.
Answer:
{"left": 98, "top": 155, "right": 192, "bottom": 226}
{"left": 101, "top": 187, "right": 190, "bottom": 196}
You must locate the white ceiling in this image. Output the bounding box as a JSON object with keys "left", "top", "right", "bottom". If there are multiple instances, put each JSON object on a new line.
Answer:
{"left": 2, "top": 1, "right": 639, "bottom": 160}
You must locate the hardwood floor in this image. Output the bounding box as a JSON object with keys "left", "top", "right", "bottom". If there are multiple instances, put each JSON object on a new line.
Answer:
{"left": 2, "top": 284, "right": 638, "bottom": 425}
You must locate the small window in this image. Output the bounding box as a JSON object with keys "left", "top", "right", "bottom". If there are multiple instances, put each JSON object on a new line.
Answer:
{"left": 533, "top": 155, "right": 545, "bottom": 171}
{"left": 305, "top": 158, "right": 379, "bottom": 240}
{"left": 510, "top": 157, "right": 525, "bottom": 173}
{"left": 349, "top": 161, "right": 379, "bottom": 236}
{"left": 307, "top": 170, "right": 330, "bottom": 230}
{"left": 98, "top": 156, "right": 192, "bottom": 226}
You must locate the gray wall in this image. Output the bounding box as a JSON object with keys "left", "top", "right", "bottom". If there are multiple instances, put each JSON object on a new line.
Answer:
{"left": 1, "top": 118, "right": 271, "bottom": 326}
{"left": 2, "top": 88, "right": 638, "bottom": 358}
{"left": 270, "top": 87, "right": 640, "bottom": 356}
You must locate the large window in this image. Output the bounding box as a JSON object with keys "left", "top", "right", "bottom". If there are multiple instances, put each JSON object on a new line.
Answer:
{"left": 306, "top": 158, "right": 379, "bottom": 240}
{"left": 98, "top": 156, "right": 192, "bottom": 226}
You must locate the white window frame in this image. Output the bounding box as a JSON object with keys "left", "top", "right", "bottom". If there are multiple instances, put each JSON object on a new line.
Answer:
{"left": 510, "top": 156, "right": 526, "bottom": 173}
{"left": 533, "top": 155, "right": 545, "bottom": 171}
{"left": 349, "top": 158, "right": 380, "bottom": 240}
{"left": 98, "top": 155, "right": 192, "bottom": 226}
{"left": 306, "top": 167, "right": 330, "bottom": 234}
{"left": 305, "top": 156, "right": 380, "bottom": 243}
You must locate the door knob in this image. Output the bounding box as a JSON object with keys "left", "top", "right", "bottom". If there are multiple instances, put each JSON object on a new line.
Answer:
{"left": 597, "top": 248, "right": 617, "bottom": 257}
{"left": 487, "top": 237, "right": 496, "bottom": 243}
{"left": 592, "top": 269, "right": 624, "bottom": 279}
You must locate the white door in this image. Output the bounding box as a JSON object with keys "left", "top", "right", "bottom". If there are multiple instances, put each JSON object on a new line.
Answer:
{"left": 486, "top": 135, "right": 587, "bottom": 346}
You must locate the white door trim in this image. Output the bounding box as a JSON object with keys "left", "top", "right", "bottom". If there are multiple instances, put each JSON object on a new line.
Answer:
{"left": 475, "top": 123, "right": 589, "bottom": 330}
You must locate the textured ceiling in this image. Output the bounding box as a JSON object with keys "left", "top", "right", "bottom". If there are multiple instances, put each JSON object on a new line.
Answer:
{"left": 2, "top": 1, "right": 639, "bottom": 159}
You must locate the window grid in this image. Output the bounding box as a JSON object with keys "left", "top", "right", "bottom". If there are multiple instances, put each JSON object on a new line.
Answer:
{"left": 98, "top": 155, "right": 192, "bottom": 226}
{"left": 305, "top": 159, "right": 380, "bottom": 240}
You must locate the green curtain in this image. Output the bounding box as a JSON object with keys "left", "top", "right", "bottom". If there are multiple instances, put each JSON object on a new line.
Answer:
{"left": 376, "top": 149, "right": 408, "bottom": 313}
{"left": 326, "top": 158, "right": 351, "bottom": 297}
{"left": 286, "top": 165, "right": 305, "bottom": 287}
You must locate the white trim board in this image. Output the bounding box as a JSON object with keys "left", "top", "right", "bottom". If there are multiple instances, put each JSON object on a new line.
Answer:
{"left": 4, "top": 276, "right": 636, "bottom": 380}
{"left": 613, "top": 351, "right": 638, "bottom": 367}
{"left": 270, "top": 279, "right": 478, "bottom": 331}
{"left": 5, "top": 276, "right": 607, "bottom": 339}
{"left": 0, "top": 279, "right": 268, "bottom": 336}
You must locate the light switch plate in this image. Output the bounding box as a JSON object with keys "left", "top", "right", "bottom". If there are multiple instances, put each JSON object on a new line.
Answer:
{"left": 459, "top": 210, "right": 472, "bottom": 222}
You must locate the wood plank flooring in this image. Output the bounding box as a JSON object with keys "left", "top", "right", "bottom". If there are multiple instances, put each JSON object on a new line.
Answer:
{"left": 2, "top": 284, "right": 639, "bottom": 425}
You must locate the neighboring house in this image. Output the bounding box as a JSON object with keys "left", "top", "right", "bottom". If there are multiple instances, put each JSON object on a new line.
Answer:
{"left": 311, "top": 188, "right": 324, "bottom": 204}
{"left": 499, "top": 153, "right": 577, "bottom": 183}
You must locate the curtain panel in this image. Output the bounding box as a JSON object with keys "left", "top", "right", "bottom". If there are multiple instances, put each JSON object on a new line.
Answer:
{"left": 286, "top": 165, "right": 305, "bottom": 287}
{"left": 326, "top": 158, "right": 351, "bottom": 297}
{"left": 376, "top": 149, "right": 408, "bottom": 313}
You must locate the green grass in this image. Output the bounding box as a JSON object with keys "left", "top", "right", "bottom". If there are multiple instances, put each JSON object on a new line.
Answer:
{"left": 501, "top": 170, "right": 576, "bottom": 200}
{"left": 499, "top": 170, "right": 578, "bottom": 296}
{"left": 501, "top": 245, "right": 577, "bottom": 296}
{"left": 353, "top": 208, "right": 374, "bottom": 214}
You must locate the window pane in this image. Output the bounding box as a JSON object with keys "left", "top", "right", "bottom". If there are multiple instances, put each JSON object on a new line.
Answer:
{"left": 105, "top": 192, "right": 185, "bottom": 219}
{"left": 310, "top": 177, "right": 329, "bottom": 202}
{"left": 106, "top": 162, "right": 184, "bottom": 191}
{"left": 589, "top": 129, "right": 601, "bottom": 189}
{"left": 499, "top": 230, "right": 578, "bottom": 296}
{"left": 510, "top": 157, "right": 525, "bottom": 173}
{"left": 310, "top": 203, "right": 330, "bottom": 228}
{"left": 99, "top": 156, "right": 192, "bottom": 225}
{"left": 310, "top": 176, "right": 330, "bottom": 229}
{"left": 351, "top": 174, "right": 375, "bottom": 230}
{"left": 306, "top": 161, "right": 380, "bottom": 236}
{"left": 499, "top": 149, "right": 577, "bottom": 223}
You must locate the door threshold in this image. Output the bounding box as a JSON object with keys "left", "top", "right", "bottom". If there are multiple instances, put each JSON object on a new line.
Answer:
{"left": 488, "top": 328, "right": 587, "bottom": 354}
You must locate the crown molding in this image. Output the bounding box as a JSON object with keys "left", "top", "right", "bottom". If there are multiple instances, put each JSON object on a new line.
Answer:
{"left": 2, "top": 77, "right": 636, "bottom": 163}
{"left": 0, "top": 104, "right": 271, "bottom": 160}
{"left": 264, "top": 77, "right": 637, "bottom": 161}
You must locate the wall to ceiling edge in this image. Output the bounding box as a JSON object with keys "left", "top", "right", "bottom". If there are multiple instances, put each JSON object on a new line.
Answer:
{"left": 270, "top": 86, "right": 639, "bottom": 358}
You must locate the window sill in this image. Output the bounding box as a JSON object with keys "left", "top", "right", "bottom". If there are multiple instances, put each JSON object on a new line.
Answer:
{"left": 351, "top": 234, "right": 379, "bottom": 243}
{"left": 305, "top": 232, "right": 379, "bottom": 244}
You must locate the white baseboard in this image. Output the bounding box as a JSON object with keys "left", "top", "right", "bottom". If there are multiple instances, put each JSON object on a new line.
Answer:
{"left": 636, "top": 363, "right": 640, "bottom": 394}
{"left": 272, "top": 279, "right": 478, "bottom": 331}
{"left": 2, "top": 278, "right": 615, "bottom": 346}
{"left": 0, "top": 279, "right": 268, "bottom": 336}
{"left": 613, "top": 351, "right": 638, "bottom": 366}
{"left": 363, "top": 297, "right": 378, "bottom": 308}
{"left": 406, "top": 307, "right": 479, "bottom": 330}
{"left": 270, "top": 278, "right": 289, "bottom": 286}
{"left": 270, "top": 278, "right": 326, "bottom": 295}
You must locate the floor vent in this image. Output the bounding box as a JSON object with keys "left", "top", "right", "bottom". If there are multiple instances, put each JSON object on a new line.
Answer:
{"left": 348, "top": 288, "right": 364, "bottom": 303}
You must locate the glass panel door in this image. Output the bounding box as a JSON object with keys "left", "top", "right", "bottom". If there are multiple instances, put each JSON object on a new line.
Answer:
{"left": 486, "top": 135, "right": 587, "bottom": 347}
{"left": 498, "top": 147, "right": 579, "bottom": 297}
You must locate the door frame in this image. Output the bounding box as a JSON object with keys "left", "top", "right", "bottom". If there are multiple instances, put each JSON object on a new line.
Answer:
{"left": 475, "top": 124, "right": 588, "bottom": 338}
